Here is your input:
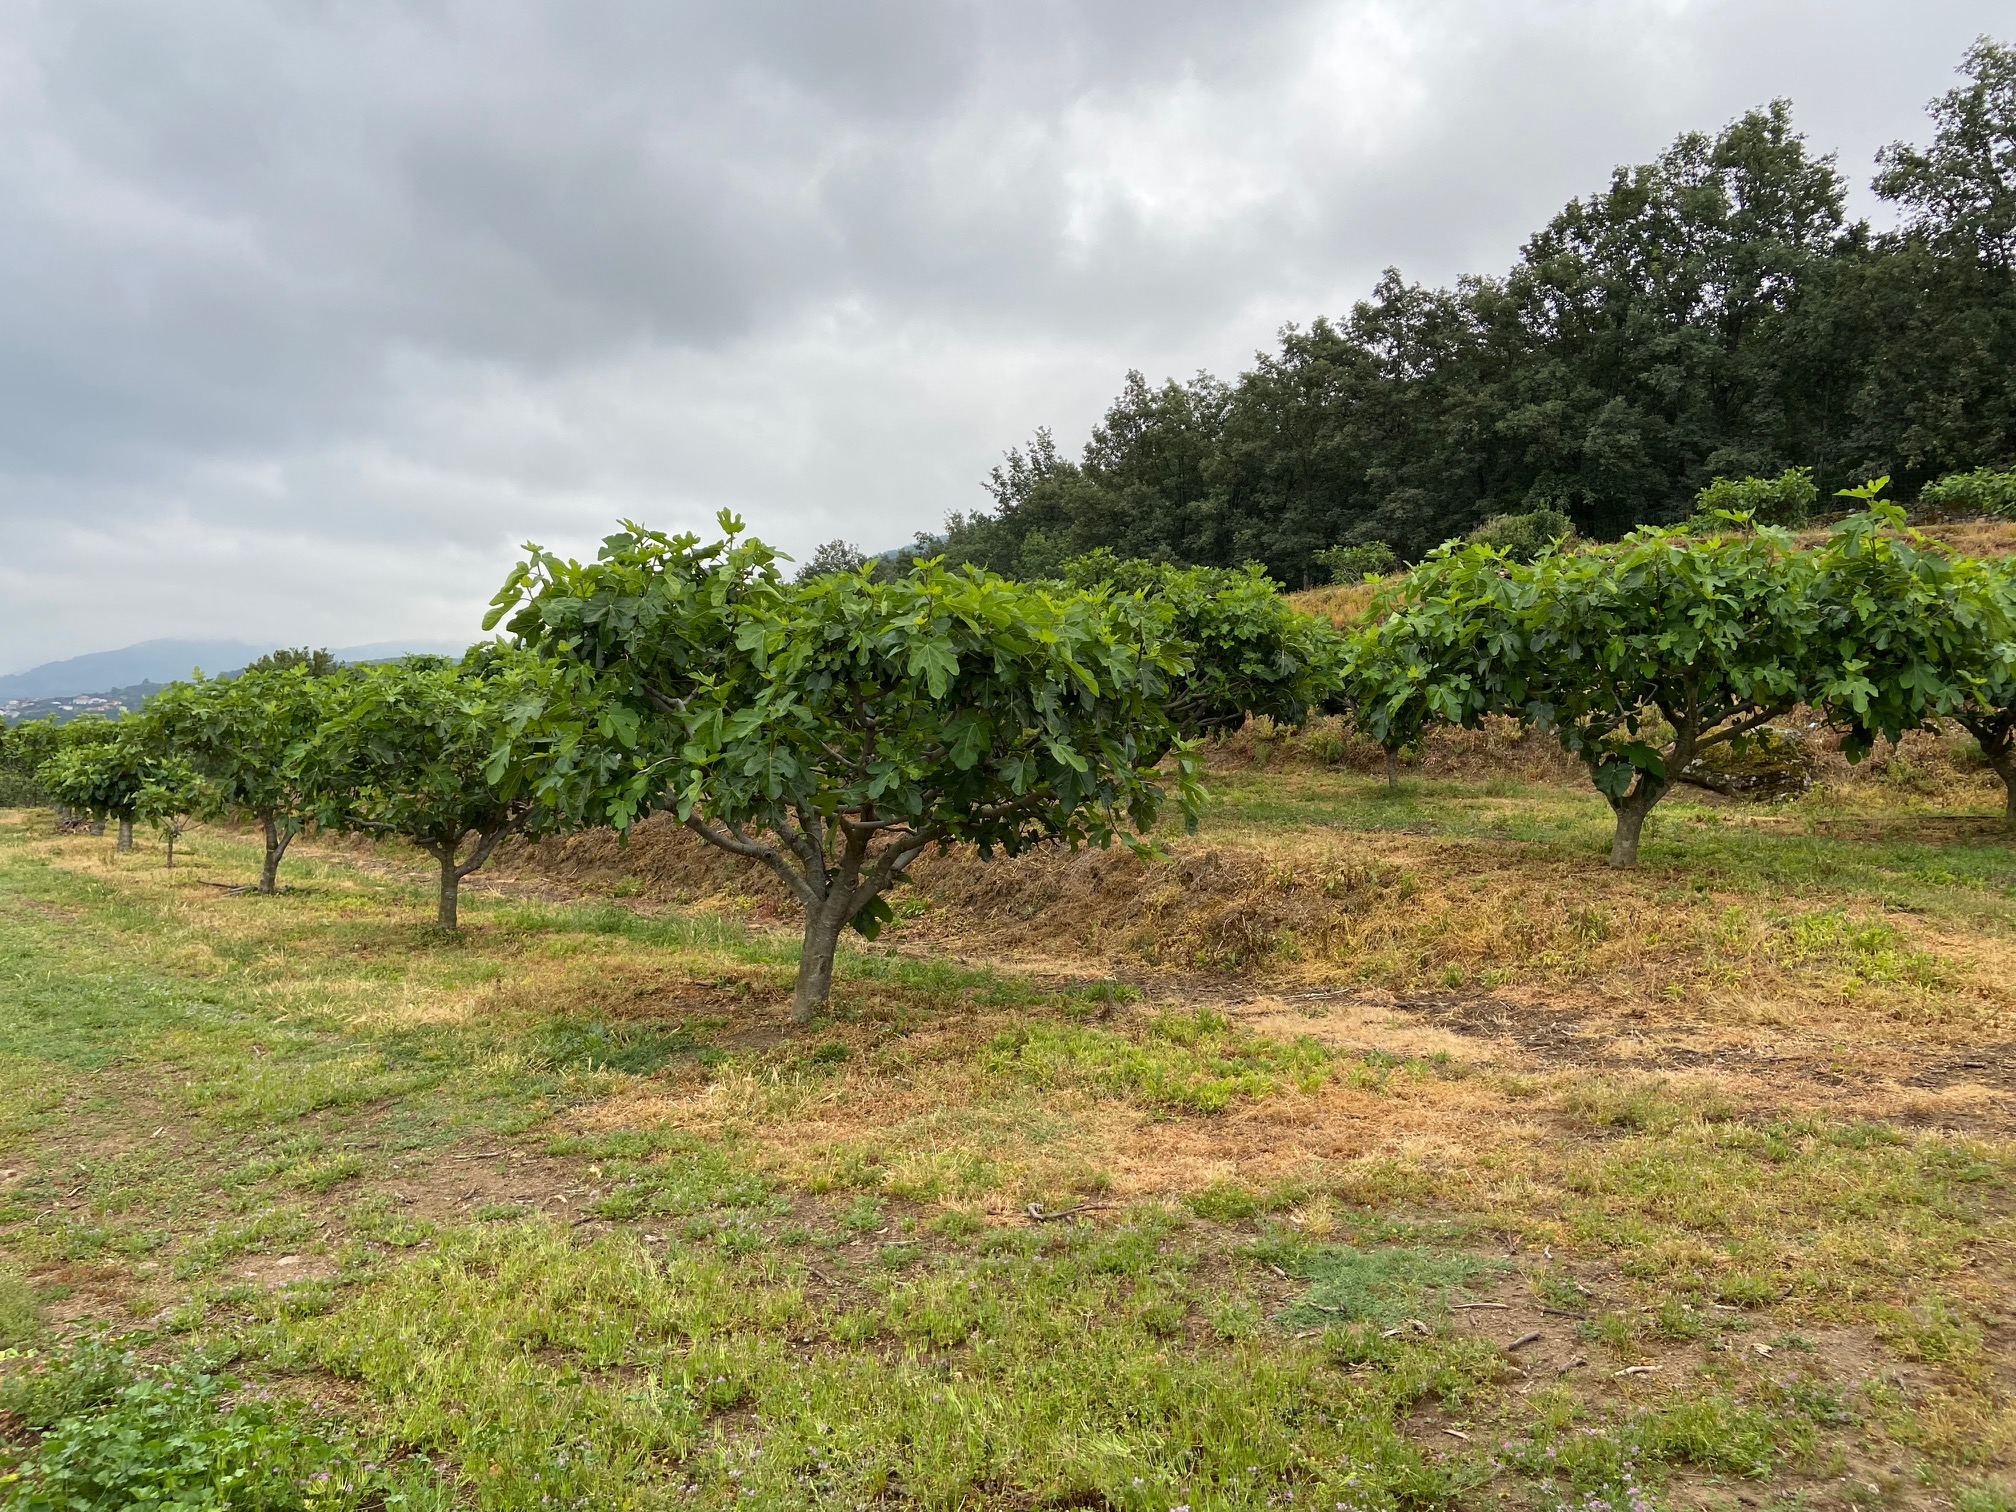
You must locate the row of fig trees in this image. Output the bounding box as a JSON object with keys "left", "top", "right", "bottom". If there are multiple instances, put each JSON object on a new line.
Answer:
{"left": 1335, "top": 493, "right": 2016, "bottom": 863}
{"left": 19, "top": 515, "right": 1334, "bottom": 1017}
{"left": 27, "top": 648, "right": 564, "bottom": 928}
{"left": 11, "top": 496, "right": 2011, "bottom": 1014}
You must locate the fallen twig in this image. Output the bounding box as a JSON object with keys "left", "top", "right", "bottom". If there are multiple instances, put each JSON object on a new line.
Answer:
{"left": 1614, "top": 1364, "right": 1658, "bottom": 1377}
{"left": 1451, "top": 1301, "right": 1509, "bottom": 1310}
{"left": 452, "top": 1151, "right": 507, "bottom": 1161}
{"left": 1024, "top": 1201, "right": 1115, "bottom": 1222}
{"left": 1539, "top": 1306, "right": 1589, "bottom": 1319}
{"left": 1505, "top": 1331, "right": 1542, "bottom": 1352}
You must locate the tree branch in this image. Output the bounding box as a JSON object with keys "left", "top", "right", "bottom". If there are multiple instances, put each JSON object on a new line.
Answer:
{"left": 685, "top": 814, "right": 819, "bottom": 908}
{"left": 640, "top": 683, "right": 690, "bottom": 717}
{"left": 857, "top": 830, "right": 937, "bottom": 905}
{"left": 454, "top": 823, "right": 511, "bottom": 879}
{"left": 1692, "top": 702, "right": 1788, "bottom": 751}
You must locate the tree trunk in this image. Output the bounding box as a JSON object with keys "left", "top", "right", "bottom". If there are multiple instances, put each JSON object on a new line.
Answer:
{"left": 259, "top": 816, "right": 291, "bottom": 894}
{"left": 681, "top": 809, "right": 933, "bottom": 1026}
{"left": 88, "top": 818, "right": 105, "bottom": 837}
{"left": 165, "top": 831, "right": 177, "bottom": 868}
{"left": 791, "top": 902, "right": 849, "bottom": 1025}
{"left": 438, "top": 854, "right": 460, "bottom": 930}
{"left": 1952, "top": 715, "right": 2013, "bottom": 830}
{"left": 1385, "top": 750, "right": 1399, "bottom": 791}
{"left": 1608, "top": 787, "right": 1664, "bottom": 868}
{"left": 115, "top": 818, "right": 133, "bottom": 851}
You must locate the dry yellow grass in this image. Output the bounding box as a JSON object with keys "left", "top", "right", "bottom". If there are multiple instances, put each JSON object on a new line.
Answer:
{"left": 1284, "top": 578, "right": 1382, "bottom": 624}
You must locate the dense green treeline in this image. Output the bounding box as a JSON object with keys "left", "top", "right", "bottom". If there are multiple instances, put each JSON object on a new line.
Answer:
{"left": 922, "top": 40, "right": 2016, "bottom": 585}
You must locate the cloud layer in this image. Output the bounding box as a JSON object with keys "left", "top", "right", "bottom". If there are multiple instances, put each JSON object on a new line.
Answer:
{"left": 1, "top": 0, "right": 2006, "bottom": 669}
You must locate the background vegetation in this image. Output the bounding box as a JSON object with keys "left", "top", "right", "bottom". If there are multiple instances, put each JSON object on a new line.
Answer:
{"left": 915, "top": 41, "right": 2016, "bottom": 587}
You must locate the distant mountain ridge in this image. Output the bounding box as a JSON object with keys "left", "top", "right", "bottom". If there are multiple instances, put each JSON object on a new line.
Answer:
{"left": 0, "top": 637, "right": 473, "bottom": 701}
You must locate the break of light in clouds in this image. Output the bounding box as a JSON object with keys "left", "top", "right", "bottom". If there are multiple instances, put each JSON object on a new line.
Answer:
{"left": 0, "top": 0, "right": 2006, "bottom": 669}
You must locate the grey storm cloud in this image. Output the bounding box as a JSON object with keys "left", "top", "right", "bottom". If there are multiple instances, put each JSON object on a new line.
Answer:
{"left": 0, "top": 0, "right": 2008, "bottom": 669}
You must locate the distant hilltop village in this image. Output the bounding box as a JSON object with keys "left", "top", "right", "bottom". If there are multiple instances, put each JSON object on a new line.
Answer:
{"left": 1, "top": 684, "right": 161, "bottom": 724}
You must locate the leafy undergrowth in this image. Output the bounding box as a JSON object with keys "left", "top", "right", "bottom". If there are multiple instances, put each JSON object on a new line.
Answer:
{"left": 0, "top": 1339, "right": 448, "bottom": 1510}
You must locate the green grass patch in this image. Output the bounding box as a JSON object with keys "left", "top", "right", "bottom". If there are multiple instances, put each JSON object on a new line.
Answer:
{"left": 299, "top": 1218, "right": 1501, "bottom": 1509}
{"left": 1255, "top": 1234, "right": 1503, "bottom": 1327}
{"left": 983, "top": 1008, "right": 1331, "bottom": 1112}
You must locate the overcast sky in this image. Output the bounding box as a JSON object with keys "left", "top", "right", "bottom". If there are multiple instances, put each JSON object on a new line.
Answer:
{"left": 0, "top": 0, "right": 2007, "bottom": 671}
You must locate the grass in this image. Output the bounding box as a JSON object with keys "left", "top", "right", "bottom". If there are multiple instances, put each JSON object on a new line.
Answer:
{"left": 0, "top": 787, "right": 2009, "bottom": 1509}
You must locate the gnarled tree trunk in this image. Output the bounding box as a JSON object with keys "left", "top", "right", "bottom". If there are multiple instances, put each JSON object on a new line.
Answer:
{"left": 1603, "top": 699, "right": 1790, "bottom": 868}
{"left": 115, "top": 818, "right": 133, "bottom": 851}
{"left": 421, "top": 826, "right": 509, "bottom": 930}
{"left": 1607, "top": 780, "right": 1667, "bottom": 868}
{"left": 1974, "top": 725, "right": 2014, "bottom": 831}
{"left": 1605, "top": 710, "right": 1694, "bottom": 869}
{"left": 792, "top": 895, "right": 853, "bottom": 1023}
{"left": 436, "top": 853, "right": 460, "bottom": 928}
{"left": 687, "top": 805, "right": 934, "bottom": 1024}
{"left": 259, "top": 815, "right": 293, "bottom": 894}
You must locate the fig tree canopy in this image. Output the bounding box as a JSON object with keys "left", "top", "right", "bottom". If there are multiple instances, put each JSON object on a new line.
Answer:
{"left": 1391, "top": 520, "right": 1819, "bottom": 866}
{"left": 150, "top": 666, "right": 329, "bottom": 893}
{"left": 296, "top": 651, "right": 557, "bottom": 929}
{"left": 492, "top": 516, "right": 1203, "bottom": 1022}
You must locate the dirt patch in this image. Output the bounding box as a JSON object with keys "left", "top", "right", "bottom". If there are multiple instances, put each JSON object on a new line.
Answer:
{"left": 236, "top": 1250, "right": 337, "bottom": 1287}
{"left": 1389, "top": 993, "right": 1600, "bottom": 1066}
{"left": 1905, "top": 1044, "right": 2016, "bottom": 1092}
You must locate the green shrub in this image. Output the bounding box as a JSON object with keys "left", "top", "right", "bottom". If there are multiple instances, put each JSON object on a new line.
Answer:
{"left": 1312, "top": 541, "right": 1398, "bottom": 583}
{"left": 1921, "top": 466, "right": 2016, "bottom": 520}
{"left": 1056, "top": 550, "right": 1346, "bottom": 736}
{"left": 1464, "top": 507, "right": 1575, "bottom": 560}
{"left": 1693, "top": 466, "right": 1817, "bottom": 526}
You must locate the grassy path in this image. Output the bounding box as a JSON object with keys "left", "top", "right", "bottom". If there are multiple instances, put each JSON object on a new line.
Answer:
{"left": 0, "top": 809, "right": 2009, "bottom": 1511}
